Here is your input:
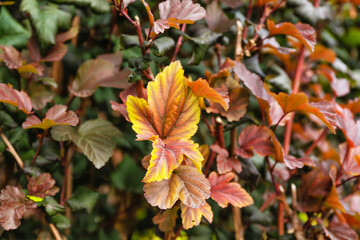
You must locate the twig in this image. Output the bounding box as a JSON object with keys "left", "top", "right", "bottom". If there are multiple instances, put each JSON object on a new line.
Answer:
{"left": 171, "top": 24, "right": 187, "bottom": 62}
{"left": 336, "top": 175, "right": 359, "bottom": 187}
{"left": 305, "top": 128, "right": 328, "bottom": 156}
{"left": 283, "top": 45, "right": 306, "bottom": 154}
{"left": 0, "top": 129, "right": 24, "bottom": 169}
{"left": 242, "top": 0, "right": 253, "bottom": 40}
{"left": 49, "top": 223, "right": 62, "bottom": 240}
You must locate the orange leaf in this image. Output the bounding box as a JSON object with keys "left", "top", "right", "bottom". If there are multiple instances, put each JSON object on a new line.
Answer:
{"left": 187, "top": 78, "right": 229, "bottom": 110}
{"left": 273, "top": 92, "right": 336, "bottom": 133}
{"left": 22, "top": 105, "right": 79, "bottom": 129}
{"left": 141, "top": 0, "right": 154, "bottom": 27}
{"left": 181, "top": 202, "right": 213, "bottom": 230}
{"left": 152, "top": 205, "right": 179, "bottom": 232}
{"left": 208, "top": 172, "right": 253, "bottom": 208}
{"left": 144, "top": 166, "right": 210, "bottom": 209}
{"left": 143, "top": 138, "right": 203, "bottom": 182}
{"left": 234, "top": 62, "right": 284, "bottom": 125}
{"left": 310, "top": 45, "right": 336, "bottom": 63}
{"left": 210, "top": 144, "right": 242, "bottom": 174}
{"left": 267, "top": 20, "right": 316, "bottom": 52}
{"left": 325, "top": 185, "right": 345, "bottom": 213}
{"left": 0, "top": 83, "right": 32, "bottom": 114}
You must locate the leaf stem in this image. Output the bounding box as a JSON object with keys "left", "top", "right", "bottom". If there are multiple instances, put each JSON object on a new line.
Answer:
{"left": 32, "top": 130, "right": 47, "bottom": 166}
{"left": 0, "top": 129, "right": 24, "bottom": 169}
{"left": 171, "top": 24, "right": 187, "bottom": 62}
{"left": 304, "top": 128, "right": 328, "bottom": 156}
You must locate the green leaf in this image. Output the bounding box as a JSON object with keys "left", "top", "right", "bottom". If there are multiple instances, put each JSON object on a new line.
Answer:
{"left": 51, "top": 119, "right": 120, "bottom": 169}
{"left": 110, "top": 154, "right": 145, "bottom": 194}
{"left": 51, "top": 214, "right": 70, "bottom": 229}
{"left": 0, "top": 110, "right": 17, "bottom": 128}
{"left": 21, "top": 1, "right": 72, "bottom": 48}
{"left": 0, "top": 139, "right": 5, "bottom": 153}
{"left": 267, "top": 65, "right": 292, "bottom": 93}
{"left": 49, "top": 0, "right": 110, "bottom": 13}
{"left": 151, "top": 37, "right": 175, "bottom": 56}
{"left": 0, "top": 7, "right": 30, "bottom": 47}
{"left": 43, "top": 196, "right": 65, "bottom": 216}
{"left": 341, "top": 27, "right": 360, "bottom": 47}
{"left": 66, "top": 186, "right": 99, "bottom": 213}
{"left": 120, "top": 34, "right": 140, "bottom": 49}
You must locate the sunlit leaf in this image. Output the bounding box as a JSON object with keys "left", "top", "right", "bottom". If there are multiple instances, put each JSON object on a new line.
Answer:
{"left": 181, "top": 202, "right": 213, "bottom": 230}
{"left": 208, "top": 172, "right": 253, "bottom": 208}
{"left": 152, "top": 205, "right": 179, "bottom": 232}
{"left": 0, "top": 186, "right": 37, "bottom": 230}
{"left": 210, "top": 144, "right": 242, "bottom": 174}
{"left": 0, "top": 83, "right": 33, "bottom": 114}
{"left": 159, "top": 0, "right": 206, "bottom": 28}
{"left": 23, "top": 105, "right": 79, "bottom": 129}
{"left": 272, "top": 92, "right": 336, "bottom": 133}
{"left": 144, "top": 166, "right": 210, "bottom": 209}
{"left": 187, "top": 78, "right": 229, "bottom": 110}
{"left": 143, "top": 138, "right": 203, "bottom": 183}
{"left": 51, "top": 119, "right": 120, "bottom": 169}
{"left": 310, "top": 45, "right": 336, "bottom": 63}
{"left": 267, "top": 20, "right": 316, "bottom": 52}
{"left": 27, "top": 173, "right": 59, "bottom": 199}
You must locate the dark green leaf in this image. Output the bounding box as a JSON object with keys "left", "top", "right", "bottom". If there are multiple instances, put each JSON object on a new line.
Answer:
{"left": 120, "top": 34, "right": 140, "bottom": 49}
{"left": 110, "top": 154, "right": 145, "bottom": 194}
{"left": 66, "top": 186, "right": 99, "bottom": 213}
{"left": 49, "top": 0, "right": 110, "bottom": 13}
{"left": 51, "top": 214, "right": 70, "bottom": 229}
{"left": 0, "top": 110, "right": 17, "bottom": 128}
{"left": 43, "top": 196, "right": 65, "bottom": 216}
{"left": 151, "top": 37, "right": 175, "bottom": 56}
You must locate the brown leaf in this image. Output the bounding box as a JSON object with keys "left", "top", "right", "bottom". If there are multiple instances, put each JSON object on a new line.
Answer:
{"left": 205, "top": 1, "right": 234, "bottom": 33}
{"left": 41, "top": 44, "right": 68, "bottom": 62}
{"left": 152, "top": 205, "right": 179, "bottom": 232}
{"left": 0, "top": 45, "right": 22, "bottom": 69}
{"left": 0, "top": 186, "right": 37, "bottom": 230}
{"left": 322, "top": 221, "right": 359, "bottom": 240}
{"left": 206, "top": 87, "right": 249, "bottom": 122}
{"left": 180, "top": 202, "right": 213, "bottom": 230}
{"left": 27, "top": 36, "right": 41, "bottom": 62}
{"left": 267, "top": 20, "right": 316, "bottom": 52}
{"left": 220, "top": 0, "right": 242, "bottom": 8}
{"left": 27, "top": 173, "right": 59, "bottom": 199}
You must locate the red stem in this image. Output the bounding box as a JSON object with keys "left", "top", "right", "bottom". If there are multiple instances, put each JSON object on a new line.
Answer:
{"left": 305, "top": 128, "right": 328, "bottom": 156}
{"left": 171, "top": 24, "right": 187, "bottom": 62}
{"left": 283, "top": 45, "right": 306, "bottom": 155}
{"left": 314, "top": 0, "right": 321, "bottom": 7}
{"left": 242, "top": 0, "right": 253, "bottom": 40}
{"left": 32, "top": 130, "right": 47, "bottom": 166}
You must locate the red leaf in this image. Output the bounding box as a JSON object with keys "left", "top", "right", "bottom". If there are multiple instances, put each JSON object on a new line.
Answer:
{"left": 267, "top": 20, "right": 316, "bottom": 52}
{"left": 27, "top": 36, "right": 41, "bottom": 62}
{"left": 152, "top": 19, "right": 170, "bottom": 35}
{"left": 187, "top": 78, "right": 229, "bottom": 110}
{"left": 0, "top": 186, "right": 36, "bottom": 230}
{"left": 283, "top": 155, "right": 315, "bottom": 170}
{"left": 0, "top": 83, "right": 32, "bottom": 114}
{"left": 55, "top": 25, "right": 79, "bottom": 44}
{"left": 322, "top": 221, "right": 359, "bottom": 240}
{"left": 336, "top": 105, "right": 360, "bottom": 148}
{"left": 205, "top": 1, "right": 234, "bottom": 33}
{"left": 210, "top": 144, "right": 242, "bottom": 174}
{"left": 208, "top": 172, "right": 253, "bottom": 208}
{"left": 237, "top": 125, "right": 275, "bottom": 158}
{"left": 41, "top": 44, "right": 68, "bottom": 62}
{"left": 0, "top": 45, "right": 22, "bottom": 69}
{"left": 22, "top": 105, "right": 79, "bottom": 129}
{"left": 27, "top": 173, "right": 59, "bottom": 199}
{"left": 234, "top": 62, "right": 283, "bottom": 125}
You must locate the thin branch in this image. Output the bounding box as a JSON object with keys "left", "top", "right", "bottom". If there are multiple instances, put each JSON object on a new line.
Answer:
{"left": 49, "top": 223, "right": 62, "bottom": 240}
{"left": 171, "top": 24, "right": 187, "bottom": 62}
{"left": 305, "top": 128, "right": 328, "bottom": 156}
{"left": 336, "top": 175, "right": 360, "bottom": 187}
{"left": 242, "top": 0, "right": 253, "bottom": 40}
{"left": 0, "top": 129, "right": 24, "bottom": 169}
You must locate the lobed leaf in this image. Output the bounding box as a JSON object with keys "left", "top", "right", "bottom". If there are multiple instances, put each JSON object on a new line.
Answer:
{"left": 27, "top": 173, "right": 59, "bottom": 199}
{"left": 23, "top": 105, "right": 79, "bottom": 129}
{"left": 208, "top": 172, "right": 253, "bottom": 208}
{"left": 0, "top": 83, "right": 33, "bottom": 114}
{"left": 144, "top": 166, "right": 210, "bottom": 209}
{"left": 267, "top": 20, "right": 316, "bottom": 52}
{"left": 187, "top": 78, "right": 229, "bottom": 110}
{"left": 0, "top": 186, "right": 37, "bottom": 230}
{"left": 180, "top": 202, "right": 213, "bottom": 230}
{"left": 210, "top": 144, "right": 242, "bottom": 174}
{"left": 272, "top": 92, "right": 336, "bottom": 133}
{"left": 152, "top": 206, "right": 179, "bottom": 232}
{"left": 143, "top": 138, "right": 203, "bottom": 183}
